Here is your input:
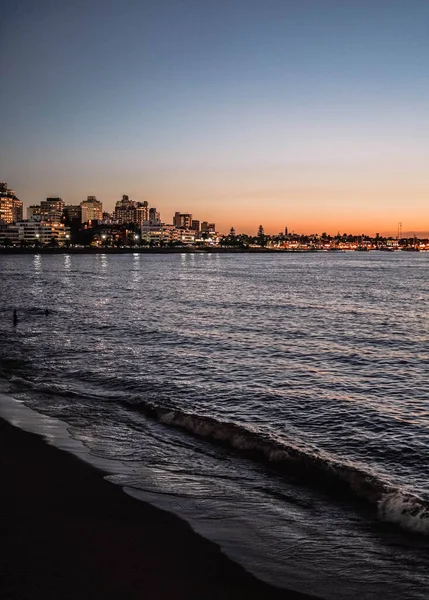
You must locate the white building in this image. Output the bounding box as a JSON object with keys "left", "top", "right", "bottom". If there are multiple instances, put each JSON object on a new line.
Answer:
{"left": 15, "top": 221, "right": 71, "bottom": 245}
{"left": 0, "top": 224, "right": 19, "bottom": 245}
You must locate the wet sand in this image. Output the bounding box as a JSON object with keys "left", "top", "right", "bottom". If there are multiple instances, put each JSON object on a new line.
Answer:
{"left": 0, "top": 417, "right": 317, "bottom": 599}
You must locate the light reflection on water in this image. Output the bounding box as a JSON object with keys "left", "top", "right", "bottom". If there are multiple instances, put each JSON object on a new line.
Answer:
{"left": 0, "top": 252, "right": 428, "bottom": 599}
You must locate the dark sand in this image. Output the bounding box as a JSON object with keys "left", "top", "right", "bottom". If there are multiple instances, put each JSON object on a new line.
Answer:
{"left": 0, "top": 417, "right": 317, "bottom": 599}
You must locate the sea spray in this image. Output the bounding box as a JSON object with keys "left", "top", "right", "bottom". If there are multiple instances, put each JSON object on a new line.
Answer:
{"left": 378, "top": 493, "right": 429, "bottom": 535}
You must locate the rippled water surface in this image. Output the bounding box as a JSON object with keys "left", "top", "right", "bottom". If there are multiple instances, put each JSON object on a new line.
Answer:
{"left": 1, "top": 252, "right": 428, "bottom": 599}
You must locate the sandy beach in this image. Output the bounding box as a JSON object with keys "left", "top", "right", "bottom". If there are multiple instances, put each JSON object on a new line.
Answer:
{"left": 0, "top": 417, "right": 316, "bottom": 599}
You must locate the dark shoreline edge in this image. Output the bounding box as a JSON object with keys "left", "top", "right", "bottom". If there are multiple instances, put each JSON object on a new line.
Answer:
{"left": 0, "top": 247, "right": 309, "bottom": 254}
{"left": 0, "top": 416, "right": 318, "bottom": 599}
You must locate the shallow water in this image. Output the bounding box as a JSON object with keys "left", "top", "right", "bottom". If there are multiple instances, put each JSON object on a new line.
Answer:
{"left": 0, "top": 252, "right": 428, "bottom": 599}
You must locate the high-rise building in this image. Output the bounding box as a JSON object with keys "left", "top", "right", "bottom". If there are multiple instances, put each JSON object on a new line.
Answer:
{"left": 41, "top": 197, "right": 65, "bottom": 213}
{"left": 191, "top": 220, "right": 200, "bottom": 231}
{"left": 173, "top": 212, "right": 192, "bottom": 229}
{"left": 149, "top": 207, "right": 160, "bottom": 224}
{"left": 81, "top": 196, "right": 102, "bottom": 223}
{"left": 64, "top": 204, "right": 82, "bottom": 222}
{"left": 38, "top": 197, "right": 65, "bottom": 222}
{"left": 201, "top": 221, "right": 215, "bottom": 233}
{"left": 0, "top": 182, "right": 23, "bottom": 224}
{"left": 112, "top": 196, "right": 151, "bottom": 226}
{"left": 27, "top": 198, "right": 65, "bottom": 222}
{"left": 141, "top": 207, "right": 162, "bottom": 241}
{"left": 136, "top": 201, "right": 149, "bottom": 227}
{"left": 27, "top": 205, "right": 43, "bottom": 220}
{"left": 114, "top": 195, "right": 137, "bottom": 225}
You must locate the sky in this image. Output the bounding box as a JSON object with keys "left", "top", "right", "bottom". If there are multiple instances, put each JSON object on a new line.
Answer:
{"left": 1, "top": 0, "right": 428, "bottom": 235}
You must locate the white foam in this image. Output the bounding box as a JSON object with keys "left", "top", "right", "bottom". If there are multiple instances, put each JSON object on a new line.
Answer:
{"left": 378, "top": 492, "right": 429, "bottom": 535}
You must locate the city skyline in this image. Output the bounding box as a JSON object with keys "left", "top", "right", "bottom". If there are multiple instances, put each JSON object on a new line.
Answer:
{"left": 2, "top": 181, "right": 428, "bottom": 238}
{"left": 2, "top": 0, "right": 428, "bottom": 236}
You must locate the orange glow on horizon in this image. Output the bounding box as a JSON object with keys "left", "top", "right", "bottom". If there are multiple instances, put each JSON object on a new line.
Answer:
{"left": 20, "top": 165, "right": 429, "bottom": 238}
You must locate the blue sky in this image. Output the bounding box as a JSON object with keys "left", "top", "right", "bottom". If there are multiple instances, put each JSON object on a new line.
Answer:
{"left": 1, "top": 0, "right": 428, "bottom": 233}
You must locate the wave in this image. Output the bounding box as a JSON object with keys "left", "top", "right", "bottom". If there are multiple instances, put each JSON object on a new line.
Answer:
{"left": 6, "top": 370, "right": 428, "bottom": 537}
{"left": 378, "top": 493, "right": 429, "bottom": 535}
{"left": 9, "top": 376, "right": 83, "bottom": 399}
{"left": 126, "top": 399, "right": 429, "bottom": 536}
{"left": 8, "top": 375, "right": 124, "bottom": 402}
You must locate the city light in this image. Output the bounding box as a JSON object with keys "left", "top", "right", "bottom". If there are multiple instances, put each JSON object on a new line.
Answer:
{"left": 1, "top": 183, "right": 428, "bottom": 251}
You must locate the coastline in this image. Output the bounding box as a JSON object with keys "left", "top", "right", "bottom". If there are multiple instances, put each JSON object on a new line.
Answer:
{"left": 0, "top": 416, "right": 317, "bottom": 599}
{"left": 0, "top": 247, "right": 419, "bottom": 255}
{"left": 0, "top": 246, "right": 287, "bottom": 254}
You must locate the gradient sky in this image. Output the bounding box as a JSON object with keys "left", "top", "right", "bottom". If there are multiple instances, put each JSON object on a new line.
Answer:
{"left": 1, "top": 0, "right": 428, "bottom": 235}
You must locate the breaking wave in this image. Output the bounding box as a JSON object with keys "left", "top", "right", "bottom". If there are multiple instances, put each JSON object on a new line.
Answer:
{"left": 378, "top": 493, "right": 429, "bottom": 535}
{"left": 127, "top": 399, "right": 429, "bottom": 536}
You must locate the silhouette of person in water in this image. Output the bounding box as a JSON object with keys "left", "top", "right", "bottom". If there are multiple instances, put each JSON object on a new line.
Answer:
{"left": 13, "top": 308, "right": 18, "bottom": 326}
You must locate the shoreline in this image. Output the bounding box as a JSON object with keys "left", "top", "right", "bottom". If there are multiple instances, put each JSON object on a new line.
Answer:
{"left": 0, "top": 415, "right": 317, "bottom": 599}
{"left": 0, "top": 247, "right": 420, "bottom": 255}
{"left": 0, "top": 246, "right": 294, "bottom": 254}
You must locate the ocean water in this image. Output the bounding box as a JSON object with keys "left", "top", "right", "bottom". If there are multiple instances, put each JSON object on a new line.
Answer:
{"left": 0, "top": 251, "right": 428, "bottom": 599}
